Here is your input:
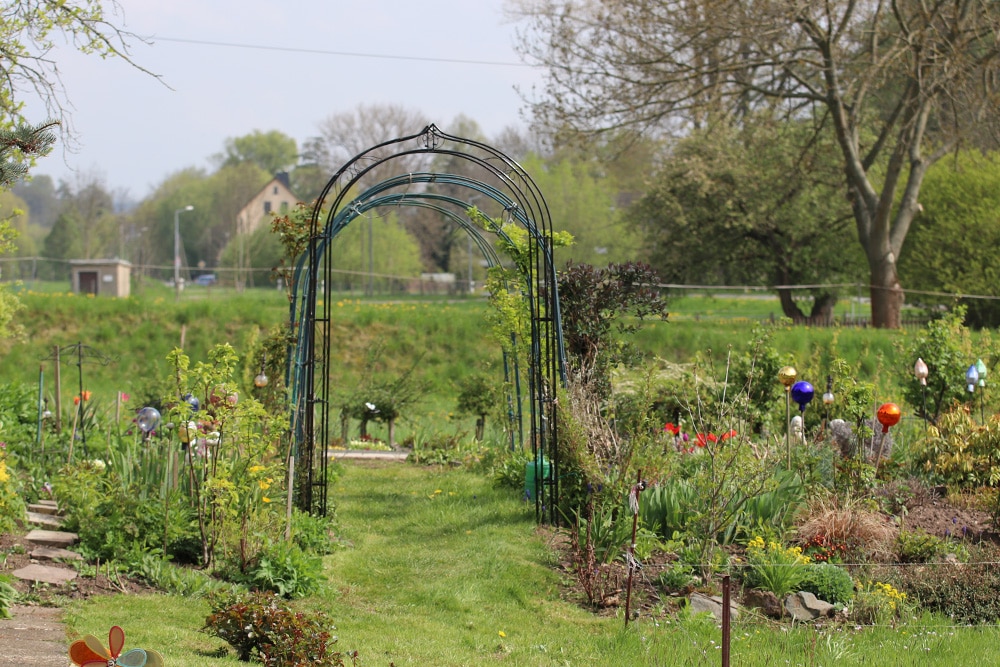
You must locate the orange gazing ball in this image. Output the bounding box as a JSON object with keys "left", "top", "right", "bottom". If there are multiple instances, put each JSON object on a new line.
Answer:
{"left": 877, "top": 403, "right": 901, "bottom": 433}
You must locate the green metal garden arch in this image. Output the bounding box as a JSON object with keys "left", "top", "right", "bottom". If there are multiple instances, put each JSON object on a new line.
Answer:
{"left": 287, "top": 124, "right": 566, "bottom": 523}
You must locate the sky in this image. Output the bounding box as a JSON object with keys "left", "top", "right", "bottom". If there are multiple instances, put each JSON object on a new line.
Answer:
{"left": 24, "top": 0, "right": 542, "bottom": 202}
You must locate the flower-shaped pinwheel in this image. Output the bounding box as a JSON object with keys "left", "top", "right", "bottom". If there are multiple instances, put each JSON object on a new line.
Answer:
{"left": 69, "top": 625, "right": 164, "bottom": 667}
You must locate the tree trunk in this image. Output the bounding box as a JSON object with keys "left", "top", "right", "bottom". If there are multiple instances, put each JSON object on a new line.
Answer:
{"left": 868, "top": 250, "right": 905, "bottom": 329}
{"left": 388, "top": 418, "right": 396, "bottom": 448}
{"left": 808, "top": 293, "right": 836, "bottom": 325}
{"left": 777, "top": 288, "right": 807, "bottom": 321}
{"left": 777, "top": 288, "right": 837, "bottom": 325}
{"left": 475, "top": 416, "right": 485, "bottom": 441}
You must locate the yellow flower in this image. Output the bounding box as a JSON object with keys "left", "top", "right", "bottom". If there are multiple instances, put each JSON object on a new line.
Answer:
{"left": 259, "top": 479, "right": 271, "bottom": 491}
{"left": 249, "top": 465, "right": 265, "bottom": 474}
{"left": 498, "top": 631, "right": 506, "bottom": 638}
{"left": 262, "top": 496, "right": 271, "bottom": 503}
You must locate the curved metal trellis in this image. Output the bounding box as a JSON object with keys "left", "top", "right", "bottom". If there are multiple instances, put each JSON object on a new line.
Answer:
{"left": 288, "top": 124, "right": 565, "bottom": 523}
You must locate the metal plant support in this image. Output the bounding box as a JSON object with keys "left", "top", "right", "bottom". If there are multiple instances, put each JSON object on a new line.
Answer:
{"left": 41, "top": 342, "right": 115, "bottom": 458}
{"left": 287, "top": 125, "right": 566, "bottom": 522}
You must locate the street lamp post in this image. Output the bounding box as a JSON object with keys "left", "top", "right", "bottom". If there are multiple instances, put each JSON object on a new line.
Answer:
{"left": 174, "top": 205, "right": 194, "bottom": 301}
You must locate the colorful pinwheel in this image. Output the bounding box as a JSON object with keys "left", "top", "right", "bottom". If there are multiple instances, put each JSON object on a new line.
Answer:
{"left": 69, "top": 625, "right": 164, "bottom": 667}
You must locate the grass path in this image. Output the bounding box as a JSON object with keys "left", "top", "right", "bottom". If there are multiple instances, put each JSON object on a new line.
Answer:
{"left": 65, "top": 461, "right": 1000, "bottom": 666}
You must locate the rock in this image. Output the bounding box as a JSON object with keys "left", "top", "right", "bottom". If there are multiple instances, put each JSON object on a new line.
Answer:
{"left": 743, "top": 589, "right": 784, "bottom": 619}
{"left": 24, "top": 511, "right": 63, "bottom": 529}
{"left": 688, "top": 592, "right": 739, "bottom": 622}
{"left": 29, "top": 546, "right": 82, "bottom": 562}
{"left": 12, "top": 564, "right": 76, "bottom": 585}
{"left": 784, "top": 591, "right": 835, "bottom": 622}
{"left": 24, "top": 530, "right": 78, "bottom": 548}
{"left": 26, "top": 503, "right": 60, "bottom": 516}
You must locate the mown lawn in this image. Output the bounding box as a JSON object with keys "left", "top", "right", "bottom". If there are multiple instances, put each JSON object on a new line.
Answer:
{"left": 65, "top": 462, "right": 1000, "bottom": 666}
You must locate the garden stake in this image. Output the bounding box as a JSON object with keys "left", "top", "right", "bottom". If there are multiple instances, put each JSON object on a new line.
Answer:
{"left": 624, "top": 472, "right": 646, "bottom": 628}
{"left": 722, "top": 574, "right": 731, "bottom": 667}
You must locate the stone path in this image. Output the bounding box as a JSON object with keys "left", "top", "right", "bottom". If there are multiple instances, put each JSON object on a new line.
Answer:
{"left": 0, "top": 501, "right": 79, "bottom": 665}
{"left": 0, "top": 605, "right": 69, "bottom": 666}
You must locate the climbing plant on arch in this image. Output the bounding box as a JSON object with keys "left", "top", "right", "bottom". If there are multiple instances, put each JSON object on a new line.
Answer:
{"left": 286, "top": 124, "right": 567, "bottom": 523}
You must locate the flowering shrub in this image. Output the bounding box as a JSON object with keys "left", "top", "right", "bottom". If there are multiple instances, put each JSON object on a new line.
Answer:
{"left": 801, "top": 533, "right": 849, "bottom": 563}
{"left": 741, "top": 536, "right": 811, "bottom": 597}
{"left": 204, "top": 590, "right": 349, "bottom": 666}
{"left": 852, "top": 581, "right": 909, "bottom": 625}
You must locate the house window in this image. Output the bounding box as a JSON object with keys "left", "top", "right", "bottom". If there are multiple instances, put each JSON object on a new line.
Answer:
{"left": 280, "top": 201, "right": 289, "bottom": 214}
{"left": 264, "top": 201, "right": 272, "bottom": 214}
{"left": 273, "top": 186, "right": 279, "bottom": 194}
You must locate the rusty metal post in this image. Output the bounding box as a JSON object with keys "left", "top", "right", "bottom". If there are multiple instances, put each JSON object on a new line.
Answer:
{"left": 624, "top": 470, "right": 645, "bottom": 628}
{"left": 722, "top": 574, "right": 731, "bottom": 667}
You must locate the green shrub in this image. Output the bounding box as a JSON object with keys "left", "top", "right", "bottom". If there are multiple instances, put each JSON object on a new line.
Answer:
{"left": 482, "top": 446, "right": 530, "bottom": 491}
{"left": 128, "top": 553, "right": 238, "bottom": 598}
{"left": 889, "top": 555, "right": 1000, "bottom": 624}
{"left": 799, "top": 563, "right": 854, "bottom": 605}
{"left": 204, "top": 590, "right": 348, "bottom": 666}
{"left": 290, "top": 509, "right": 339, "bottom": 556}
{"left": 222, "top": 541, "right": 322, "bottom": 599}
{"left": 657, "top": 562, "right": 697, "bottom": 594}
{"left": 897, "top": 530, "right": 956, "bottom": 563}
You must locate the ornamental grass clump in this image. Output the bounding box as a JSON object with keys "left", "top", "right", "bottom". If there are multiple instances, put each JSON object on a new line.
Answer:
{"left": 741, "top": 536, "right": 811, "bottom": 597}
{"left": 795, "top": 492, "right": 897, "bottom": 562}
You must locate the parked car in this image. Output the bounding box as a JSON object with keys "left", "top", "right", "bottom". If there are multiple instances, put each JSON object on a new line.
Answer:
{"left": 194, "top": 274, "right": 217, "bottom": 286}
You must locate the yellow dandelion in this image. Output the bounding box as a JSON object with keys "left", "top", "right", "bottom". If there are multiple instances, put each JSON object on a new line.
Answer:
{"left": 498, "top": 631, "right": 506, "bottom": 638}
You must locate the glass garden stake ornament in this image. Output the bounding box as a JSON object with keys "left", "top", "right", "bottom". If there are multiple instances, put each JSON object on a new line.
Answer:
{"left": 778, "top": 366, "right": 797, "bottom": 467}
{"left": 254, "top": 350, "right": 269, "bottom": 388}
{"left": 976, "top": 358, "right": 988, "bottom": 423}
{"left": 875, "top": 402, "right": 902, "bottom": 473}
{"left": 136, "top": 407, "right": 160, "bottom": 441}
{"left": 182, "top": 392, "right": 200, "bottom": 414}
{"left": 822, "top": 375, "right": 834, "bottom": 430}
{"left": 914, "top": 358, "right": 929, "bottom": 429}
{"left": 790, "top": 381, "right": 815, "bottom": 445}
{"left": 966, "top": 364, "right": 980, "bottom": 421}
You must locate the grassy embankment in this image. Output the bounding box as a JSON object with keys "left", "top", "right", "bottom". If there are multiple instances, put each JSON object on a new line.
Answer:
{"left": 0, "top": 285, "right": 913, "bottom": 445}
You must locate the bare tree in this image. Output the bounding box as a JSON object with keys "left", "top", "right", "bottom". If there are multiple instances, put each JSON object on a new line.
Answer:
{"left": 301, "top": 103, "right": 433, "bottom": 191}
{"left": 0, "top": 1, "right": 158, "bottom": 141}
{"left": 513, "top": 0, "right": 1000, "bottom": 327}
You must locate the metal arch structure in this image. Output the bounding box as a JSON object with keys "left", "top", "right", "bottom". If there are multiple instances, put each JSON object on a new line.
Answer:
{"left": 288, "top": 124, "right": 566, "bottom": 523}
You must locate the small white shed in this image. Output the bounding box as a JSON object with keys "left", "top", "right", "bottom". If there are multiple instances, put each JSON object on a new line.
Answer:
{"left": 69, "top": 259, "right": 132, "bottom": 298}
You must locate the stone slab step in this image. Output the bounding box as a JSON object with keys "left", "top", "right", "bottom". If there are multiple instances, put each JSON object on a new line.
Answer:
{"left": 26, "top": 503, "right": 60, "bottom": 516}
{"left": 25, "top": 512, "right": 63, "bottom": 529}
{"left": 24, "top": 530, "right": 78, "bottom": 548}
{"left": 29, "top": 546, "right": 81, "bottom": 562}
{"left": 12, "top": 564, "right": 76, "bottom": 585}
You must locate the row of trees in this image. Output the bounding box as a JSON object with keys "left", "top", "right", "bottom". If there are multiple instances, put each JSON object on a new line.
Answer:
{"left": 3, "top": 0, "right": 1000, "bottom": 326}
